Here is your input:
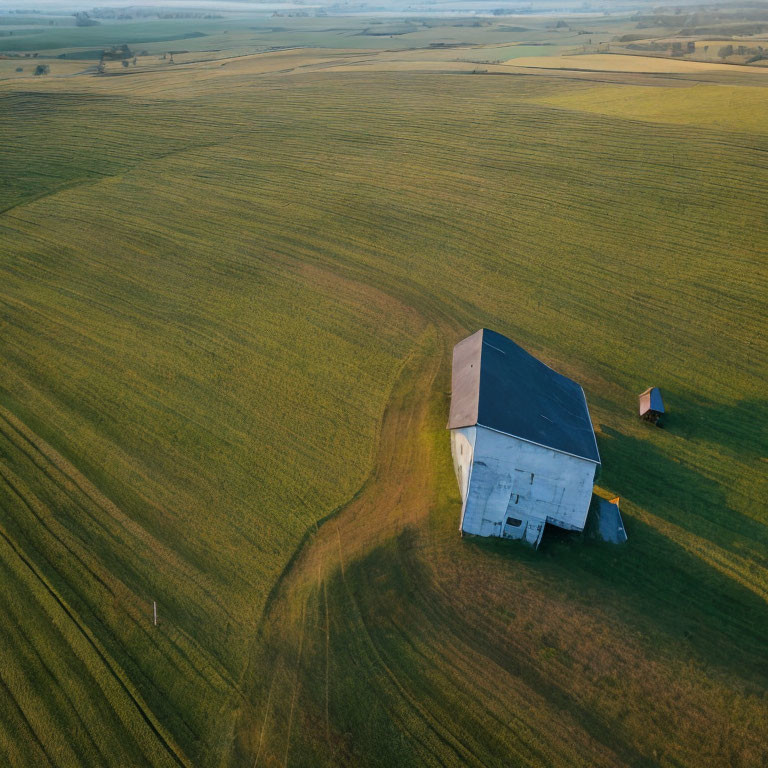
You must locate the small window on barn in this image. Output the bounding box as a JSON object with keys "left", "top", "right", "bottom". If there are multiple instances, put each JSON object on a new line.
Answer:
{"left": 506, "top": 517, "right": 523, "bottom": 527}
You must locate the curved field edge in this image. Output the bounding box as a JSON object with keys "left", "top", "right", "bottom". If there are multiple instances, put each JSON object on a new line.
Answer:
{"left": 0, "top": 253, "right": 425, "bottom": 765}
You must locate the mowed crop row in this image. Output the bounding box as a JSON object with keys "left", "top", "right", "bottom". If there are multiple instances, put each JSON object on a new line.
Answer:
{"left": 0, "top": 77, "right": 426, "bottom": 761}
{"left": 1, "top": 60, "right": 767, "bottom": 766}
{"left": 0, "top": 404, "right": 188, "bottom": 768}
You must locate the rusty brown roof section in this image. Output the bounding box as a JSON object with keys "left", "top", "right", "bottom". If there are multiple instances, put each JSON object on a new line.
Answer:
{"left": 447, "top": 329, "right": 483, "bottom": 430}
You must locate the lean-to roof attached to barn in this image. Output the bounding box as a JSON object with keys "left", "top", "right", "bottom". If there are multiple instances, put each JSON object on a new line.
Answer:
{"left": 448, "top": 329, "right": 600, "bottom": 464}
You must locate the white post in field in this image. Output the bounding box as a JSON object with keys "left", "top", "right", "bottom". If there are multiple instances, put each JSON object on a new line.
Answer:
{"left": 153, "top": 601, "right": 157, "bottom": 626}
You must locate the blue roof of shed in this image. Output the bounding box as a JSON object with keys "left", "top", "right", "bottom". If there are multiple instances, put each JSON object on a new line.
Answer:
{"left": 448, "top": 329, "right": 600, "bottom": 464}
{"left": 639, "top": 387, "right": 665, "bottom": 415}
{"left": 597, "top": 498, "right": 628, "bottom": 544}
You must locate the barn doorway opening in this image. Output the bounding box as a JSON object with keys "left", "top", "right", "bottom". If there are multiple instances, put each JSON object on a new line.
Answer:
{"left": 503, "top": 516, "right": 524, "bottom": 539}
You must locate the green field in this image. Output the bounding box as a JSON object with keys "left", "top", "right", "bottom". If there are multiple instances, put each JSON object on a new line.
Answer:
{"left": 1, "top": 11, "right": 767, "bottom": 768}
{"left": 0, "top": 14, "right": 606, "bottom": 56}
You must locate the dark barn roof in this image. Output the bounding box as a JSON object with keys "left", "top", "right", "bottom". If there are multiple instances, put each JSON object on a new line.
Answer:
{"left": 448, "top": 329, "right": 600, "bottom": 464}
{"left": 639, "top": 387, "right": 664, "bottom": 415}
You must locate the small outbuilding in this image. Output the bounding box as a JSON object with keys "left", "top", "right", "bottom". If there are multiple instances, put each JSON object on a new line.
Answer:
{"left": 639, "top": 386, "right": 664, "bottom": 424}
{"left": 448, "top": 329, "right": 600, "bottom": 548}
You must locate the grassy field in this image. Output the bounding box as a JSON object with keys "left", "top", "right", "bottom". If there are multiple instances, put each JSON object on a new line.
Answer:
{"left": 536, "top": 79, "right": 768, "bottom": 133}
{"left": 0, "top": 13, "right": 626, "bottom": 58}
{"left": 1, "top": 14, "right": 767, "bottom": 768}
{"left": 506, "top": 52, "right": 752, "bottom": 72}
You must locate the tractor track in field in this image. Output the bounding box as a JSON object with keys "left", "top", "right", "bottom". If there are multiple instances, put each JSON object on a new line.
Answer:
{"left": 226, "top": 297, "right": 465, "bottom": 766}
{"left": 225, "top": 273, "right": 647, "bottom": 766}
{"left": 0, "top": 672, "right": 56, "bottom": 768}
{"left": 0, "top": 519, "right": 191, "bottom": 768}
{"left": 248, "top": 307, "right": 454, "bottom": 621}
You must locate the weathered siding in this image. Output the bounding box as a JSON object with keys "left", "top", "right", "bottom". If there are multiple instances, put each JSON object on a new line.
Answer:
{"left": 450, "top": 427, "right": 476, "bottom": 529}
{"left": 459, "top": 426, "right": 596, "bottom": 544}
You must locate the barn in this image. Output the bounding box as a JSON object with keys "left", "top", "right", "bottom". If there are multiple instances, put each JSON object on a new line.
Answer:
{"left": 448, "top": 329, "right": 600, "bottom": 548}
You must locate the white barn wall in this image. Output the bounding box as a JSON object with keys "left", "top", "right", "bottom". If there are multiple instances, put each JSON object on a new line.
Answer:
{"left": 459, "top": 426, "right": 597, "bottom": 542}
{"left": 450, "top": 427, "right": 476, "bottom": 528}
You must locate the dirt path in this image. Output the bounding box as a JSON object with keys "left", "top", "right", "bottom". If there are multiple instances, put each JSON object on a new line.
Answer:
{"left": 221, "top": 292, "right": 685, "bottom": 768}
{"left": 222, "top": 307, "right": 638, "bottom": 768}
{"left": 224, "top": 322, "right": 449, "bottom": 765}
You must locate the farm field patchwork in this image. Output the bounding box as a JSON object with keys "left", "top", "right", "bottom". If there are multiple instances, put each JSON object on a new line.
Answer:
{"left": 1, "top": 19, "right": 767, "bottom": 768}
{"left": 505, "top": 51, "right": 757, "bottom": 72}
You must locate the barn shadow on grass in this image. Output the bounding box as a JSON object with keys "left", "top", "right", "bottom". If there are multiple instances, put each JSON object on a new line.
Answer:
{"left": 334, "top": 529, "right": 658, "bottom": 768}
{"left": 595, "top": 426, "right": 768, "bottom": 565}
{"left": 337, "top": 520, "right": 768, "bottom": 767}
{"left": 476, "top": 512, "right": 768, "bottom": 695}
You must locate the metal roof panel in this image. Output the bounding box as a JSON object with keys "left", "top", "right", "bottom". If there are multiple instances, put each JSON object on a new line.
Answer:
{"left": 448, "top": 329, "right": 600, "bottom": 464}
{"left": 639, "top": 386, "right": 664, "bottom": 415}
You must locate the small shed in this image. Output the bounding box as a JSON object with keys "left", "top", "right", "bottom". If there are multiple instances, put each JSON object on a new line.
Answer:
{"left": 639, "top": 387, "right": 664, "bottom": 424}
{"left": 448, "top": 329, "right": 600, "bottom": 548}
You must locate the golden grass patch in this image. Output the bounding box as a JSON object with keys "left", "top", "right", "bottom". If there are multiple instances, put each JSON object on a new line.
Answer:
{"left": 505, "top": 52, "right": 758, "bottom": 73}
{"left": 535, "top": 80, "right": 768, "bottom": 134}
